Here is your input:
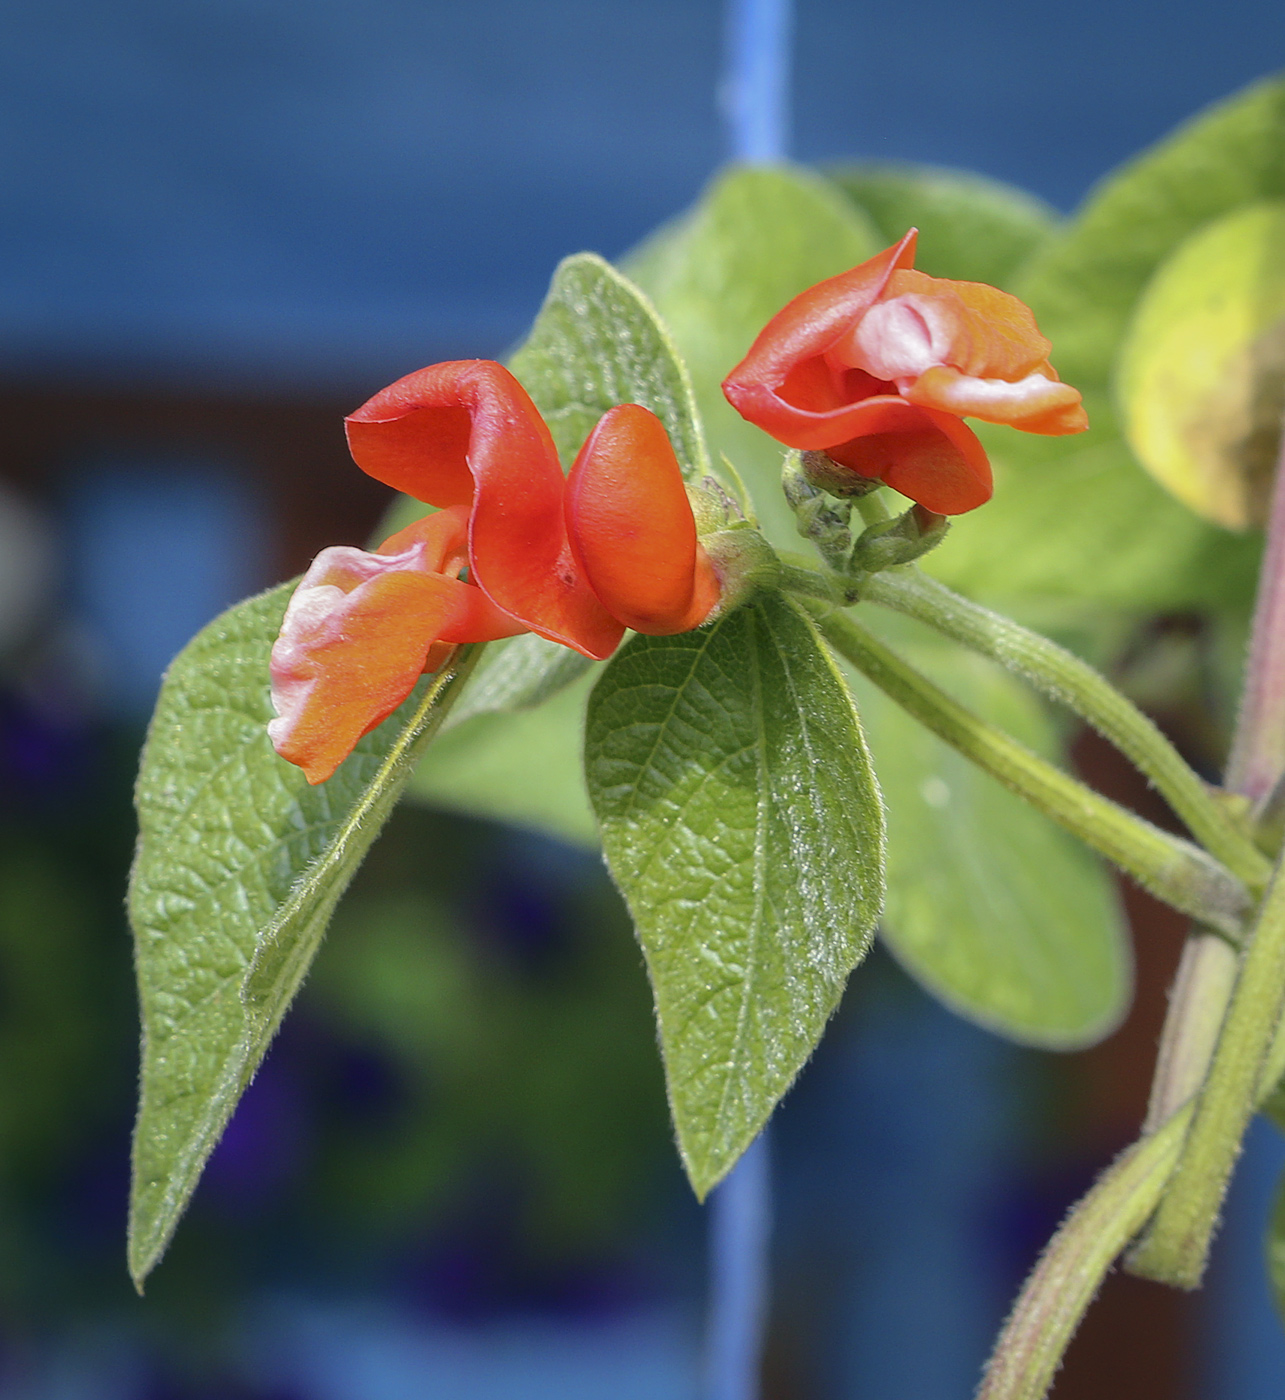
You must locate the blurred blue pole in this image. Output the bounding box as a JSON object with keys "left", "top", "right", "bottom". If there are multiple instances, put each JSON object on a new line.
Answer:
{"left": 705, "top": 9, "right": 790, "bottom": 1398}
{"left": 722, "top": 0, "right": 794, "bottom": 162}
{"left": 705, "top": 1131, "right": 773, "bottom": 1400}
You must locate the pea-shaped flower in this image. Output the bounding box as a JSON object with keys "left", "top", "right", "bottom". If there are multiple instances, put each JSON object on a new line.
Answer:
{"left": 721, "top": 230, "right": 1088, "bottom": 514}
{"left": 269, "top": 360, "right": 719, "bottom": 783}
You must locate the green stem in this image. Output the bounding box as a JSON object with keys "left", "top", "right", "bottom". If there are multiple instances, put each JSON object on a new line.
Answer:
{"left": 776, "top": 561, "right": 849, "bottom": 604}
{"left": 808, "top": 603, "right": 1250, "bottom": 941}
{"left": 977, "top": 1105, "right": 1192, "bottom": 1400}
{"left": 1128, "top": 851, "right": 1285, "bottom": 1287}
{"left": 853, "top": 490, "right": 891, "bottom": 526}
{"left": 979, "top": 1002, "right": 1285, "bottom": 1400}
{"left": 1143, "top": 933, "right": 1240, "bottom": 1133}
{"left": 1127, "top": 417, "right": 1285, "bottom": 1282}
{"left": 862, "top": 568, "right": 1271, "bottom": 894}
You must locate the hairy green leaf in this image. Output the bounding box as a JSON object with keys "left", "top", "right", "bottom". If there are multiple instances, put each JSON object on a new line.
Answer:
{"left": 508, "top": 250, "right": 710, "bottom": 479}
{"left": 128, "top": 583, "right": 477, "bottom": 1287}
{"left": 828, "top": 161, "right": 1059, "bottom": 288}
{"left": 847, "top": 614, "right": 1130, "bottom": 1047}
{"left": 585, "top": 591, "right": 885, "bottom": 1195}
{"left": 624, "top": 164, "right": 880, "bottom": 550}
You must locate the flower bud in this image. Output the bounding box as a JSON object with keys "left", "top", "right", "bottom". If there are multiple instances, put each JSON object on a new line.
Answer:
{"left": 797, "top": 448, "right": 884, "bottom": 499}
{"left": 851, "top": 503, "right": 950, "bottom": 573}
{"left": 781, "top": 451, "right": 853, "bottom": 571}
{"left": 686, "top": 475, "right": 746, "bottom": 535}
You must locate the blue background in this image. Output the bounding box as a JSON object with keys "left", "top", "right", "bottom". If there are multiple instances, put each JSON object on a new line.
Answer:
{"left": 2, "top": 4, "right": 1285, "bottom": 1398}
{"left": 1, "top": 0, "right": 1282, "bottom": 390}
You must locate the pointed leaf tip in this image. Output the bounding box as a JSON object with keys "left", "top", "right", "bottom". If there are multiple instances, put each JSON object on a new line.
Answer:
{"left": 585, "top": 592, "right": 885, "bottom": 1192}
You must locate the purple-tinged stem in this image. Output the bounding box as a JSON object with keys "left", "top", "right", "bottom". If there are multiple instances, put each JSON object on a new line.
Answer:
{"left": 1135, "top": 415, "right": 1285, "bottom": 1254}
{"left": 1227, "top": 427, "right": 1285, "bottom": 803}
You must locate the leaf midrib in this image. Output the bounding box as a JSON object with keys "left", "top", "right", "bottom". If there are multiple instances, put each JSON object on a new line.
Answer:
{"left": 707, "top": 605, "right": 770, "bottom": 1152}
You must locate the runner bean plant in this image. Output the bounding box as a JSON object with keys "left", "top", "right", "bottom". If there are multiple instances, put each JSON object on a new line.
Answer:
{"left": 128, "top": 74, "right": 1285, "bottom": 1396}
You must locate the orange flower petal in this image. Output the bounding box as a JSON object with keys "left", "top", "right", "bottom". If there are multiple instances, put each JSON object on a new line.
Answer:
{"left": 824, "top": 398, "right": 993, "bottom": 515}
{"left": 268, "top": 531, "right": 526, "bottom": 785}
{"left": 346, "top": 359, "right": 623, "bottom": 659}
{"left": 374, "top": 503, "right": 472, "bottom": 569}
{"left": 873, "top": 271, "right": 1054, "bottom": 382}
{"left": 906, "top": 364, "right": 1088, "bottom": 434}
{"left": 721, "top": 231, "right": 918, "bottom": 447}
{"left": 564, "top": 405, "right": 719, "bottom": 635}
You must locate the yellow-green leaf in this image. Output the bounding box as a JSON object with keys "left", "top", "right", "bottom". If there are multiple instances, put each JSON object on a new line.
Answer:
{"left": 1117, "top": 201, "right": 1285, "bottom": 530}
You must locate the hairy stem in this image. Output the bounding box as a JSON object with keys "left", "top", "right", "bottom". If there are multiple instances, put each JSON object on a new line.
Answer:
{"left": 864, "top": 568, "right": 1271, "bottom": 893}
{"left": 977, "top": 1106, "right": 1192, "bottom": 1400}
{"left": 1143, "top": 933, "right": 1240, "bottom": 1133}
{"left": 1128, "top": 851, "right": 1285, "bottom": 1287}
{"left": 1128, "top": 417, "right": 1285, "bottom": 1280}
{"left": 808, "top": 604, "right": 1250, "bottom": 939}
{"left": 979, "top": 984, "right": 1285, "bottom": 1400}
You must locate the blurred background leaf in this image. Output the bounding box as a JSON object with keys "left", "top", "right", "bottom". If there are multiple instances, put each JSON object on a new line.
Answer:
{"left": 826, "top": 162, "right": 1060, "bottom": 288}
{"left": 1116, "top": 201, "right": 1285, "bottom": 530}
{"left": 846, "top": 612, "right": 1131, "bottom": 1048}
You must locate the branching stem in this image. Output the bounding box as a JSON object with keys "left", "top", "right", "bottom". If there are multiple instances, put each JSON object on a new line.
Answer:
{"left": 806, "top": 603, "right": 1251, "bottom": 940}
{"left": 863, "top": 568, "right": 1271, "bottom": 893}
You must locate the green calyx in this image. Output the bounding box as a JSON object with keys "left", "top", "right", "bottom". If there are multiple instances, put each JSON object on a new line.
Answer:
{"left": 780, "top": 448, "right": 951, "bottom": 578}
{"left": 851, "top": 505, "right": 951, "bottom": 572}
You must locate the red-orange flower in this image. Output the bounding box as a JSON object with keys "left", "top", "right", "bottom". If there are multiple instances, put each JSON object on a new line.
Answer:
{"left": 269, "top": 361, "right": 719, "bottom": 784}
{"left": 268, "top": 505, "right": 526, "bottom": 784}
{"left": 721, "top": 230, "right": 1088, "bottom": 515}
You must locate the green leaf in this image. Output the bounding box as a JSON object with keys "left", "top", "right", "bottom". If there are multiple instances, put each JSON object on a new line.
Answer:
{"left": 623, "top": 164, "right": 881, "bottom": 551}
{"left": 923, "top": 405, "right": 1262, "bottom": 617}
{"left": 827, "top": 161, "right": 1059, "bottom": 288}
{"left": 846, "top": 614, "right": 1130, "bottom": 1047}
{"left": 584, "top": 590, "right": 885, "bottom": 1195}
{"left": 933, "top": 77, "right": 1285, "bottom": 615}
{"left": 127, "top": 583, "right": 478, "bottom": 1287}
{"left": 925, "top": 79, "right": 1285, "bottom": 616}
{"left": 508, "top": 250, "right": 710, "bottom": 479}
{"left": 1018, "top": 75, "right": 1285, "bottom": 393}
{"left": 410, "top": 666, "right": 600, "bottom": 847}
{"left": 1116, "top": 201, "right": 1285, "bottom": 531}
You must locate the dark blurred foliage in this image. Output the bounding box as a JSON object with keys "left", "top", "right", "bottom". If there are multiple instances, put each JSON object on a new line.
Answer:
{"left": 0, "top": 689, "right": 693, "bottom": 1333}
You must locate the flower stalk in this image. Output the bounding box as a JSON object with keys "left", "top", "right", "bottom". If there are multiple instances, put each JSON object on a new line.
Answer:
{"left": 805, "top": 603, "right": 1251, "bottom": 939}
{"left": 861, "top": 567, "right": 1272, "bottom": 893}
